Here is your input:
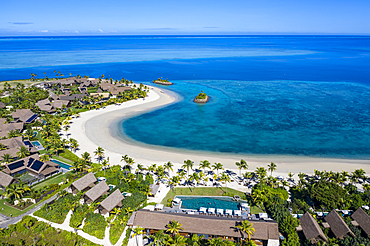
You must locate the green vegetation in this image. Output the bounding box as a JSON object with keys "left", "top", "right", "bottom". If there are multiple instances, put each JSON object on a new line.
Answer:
{"left": 34, "top": 193, "right": 79, "bottom": 224}
{"left": 0, "top": 199, "right": 25, "bottom": 217}
{"left": 0, "top": 216, "right": 98, "bottom": 246}
{"left": 195, "top": 91, "right": 208, "bottom": 100}
{"left": 82, "top": 213, "right": 107, "bottom": 239}
{"left": 31, "top": 173, "right": 65, "bottom": 191}
{"left": 69, "top": 204, "right": 89, "bottom": 228}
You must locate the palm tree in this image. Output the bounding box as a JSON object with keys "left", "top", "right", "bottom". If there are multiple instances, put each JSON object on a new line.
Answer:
{"left": 267, "top": 162, "right": 277, "bottom": 176}
{"left": 102, "top": 157, "right": 110, "bottom": 175}
{"left": 212, "top": 162, "right": 224, "bottom": 176}
{"left": 166, "top": 220, "right": 183, "bottom": 235}
{"left": 235, "top": 220, "right": 255, "bottom": 241}
{"left": 207, "top": 238, "right": 226, "bottom": 246}
{"left": 220, "top": 172, "right": 231, "bottom": 194}
{"left": 2, "top": 153, "right": 13, "bottom": 164}
{"left": 288, "top": 172, "right": 294, "bottom": 182}
{"left": 81, "top": 152, "right": 91, "bottom": 163}
{"left": 169, "top": 176, "right": 180, "bottom": 192}
{"left": 167, "top": 233, "right": 187, "bottom": 246}
{"left": 182, "top": 160, "right": 193, "bottom": 177}
{"left": 235, "top": 159, "right": 248, "bottom": 176}
{"left": 199, "top": 160, "right": 211, "bottom": 172}
{"left": 93, "top": 146, "right": 105, "bottom": 164}
{"left": 5, "top": 183, "right": 30, "bottom": 204}
{"left": 40, "top": 154, "right": 51, "bottom": 162}
{"left": 0, "top": 143, "right": 7, "bottom": 151}
{"left": 186, "top": 234, "right": 204, "bottom": 246}
{"left": 164, "top": 161, "right": 173, "bottom": 177}
{"left": 111, "top": 207, "right": 121, "bottom": 217}
{"left": 132, "top": 226, "right": 145, "bottom": 246}
{"left": 17, "top": 146, "right": 30, "bottom": 158}
{"left": 255, "top": 167, "right": 267, "bottom": 191}
{"left": 69, "top": 138, "right": 79, "bottom": 152}
{"left": 148, "top": 230, "right": 167, "bottom": 246}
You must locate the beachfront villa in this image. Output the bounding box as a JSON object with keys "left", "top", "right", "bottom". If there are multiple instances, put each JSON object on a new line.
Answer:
{"left": 130, "top": 209, "right": 280, "bottom": 245}
{"left": 2, "top": 154, "right": 59, "bottom": 179}
{"left": 69, "top": 172, "right": 97, "bottom": 194}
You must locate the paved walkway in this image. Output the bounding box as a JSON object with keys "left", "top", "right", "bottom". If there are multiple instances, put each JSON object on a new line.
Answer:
{"left": 0, "top": 194, "right": 58, "bottom": 228}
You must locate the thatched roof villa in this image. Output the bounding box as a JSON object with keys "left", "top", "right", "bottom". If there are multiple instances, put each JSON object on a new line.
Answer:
{"left": 131, "top": 210, "right": 279, "bottom": 244}
{"left": 324, "top": 210, "right": 355, "bottom": 239}
{"left": 298, "top": 212, "right": 327, "bottom": 243}
{"left": 83, "top": 180, "right": 109, "bottom": 204}
{"left": 70, "top": 172, "right": 97, "bottom": 194}
{"left": 351, "top": 207, "right": 370, "bottom": 236}
{"left": 98, "top": 189, "right": 125, "bottom": 215}
{"left": 0, "top": 171, "right": 16, "bottom": 189}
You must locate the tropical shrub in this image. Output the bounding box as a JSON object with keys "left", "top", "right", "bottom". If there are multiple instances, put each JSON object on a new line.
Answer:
{"left": 309, "top": 181, "right": 346, "bottom": 211}
{"left": 34, "top": 193, "right": 79, "bottom": 224}
{"left": 69, "top": 204, "right": 89, "bottom": 228}
{"left": 82, "top": 213, "right": 107, "bottom": 239}
{"left": 0, "top": 216, "right": 97, "bottom": 246}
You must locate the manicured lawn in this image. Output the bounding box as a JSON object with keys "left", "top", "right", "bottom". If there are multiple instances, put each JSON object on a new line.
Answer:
{"left": 52, "top": 155, "right": 74, "bottom": 164}
{"left": 161, "top": 187, "right": 263, "bottom": 214}
{"left": 0, "top": 200, "right": 23, "bottom": 217}
{"left": 32, "top": 173, "right": 65, "bottom": 190}
{"left": 58, "top": 149, "right": 80, "bottom": 162}
{"left": 0, "top": 199, "right": 37, "bottom": 217}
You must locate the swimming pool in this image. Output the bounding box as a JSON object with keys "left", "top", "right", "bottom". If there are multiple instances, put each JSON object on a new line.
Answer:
{"left": 176, "top": 196, "right": 244, "bottom": 210}
{"left": 51, "top": 159, "right": 72, "bottom": 170}
{"left": 31, "top": 141, "right": 45, "bottom": 150}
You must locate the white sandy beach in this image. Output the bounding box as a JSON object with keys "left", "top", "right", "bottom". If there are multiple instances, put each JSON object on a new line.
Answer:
{"left": 64, "top": 85, "right": 370, "bottom": 178}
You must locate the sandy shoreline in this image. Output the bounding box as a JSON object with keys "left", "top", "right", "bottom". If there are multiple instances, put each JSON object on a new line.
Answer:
{"left": 66, "top": 86, "right": 370, "bottom": 176}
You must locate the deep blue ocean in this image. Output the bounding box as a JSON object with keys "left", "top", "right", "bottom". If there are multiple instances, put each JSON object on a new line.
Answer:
{"left": 1, "top": 35, "right": 370, "bottom": 158}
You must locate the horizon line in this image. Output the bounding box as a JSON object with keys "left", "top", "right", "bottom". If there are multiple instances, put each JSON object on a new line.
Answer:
{"left": 1, "top": 33, "right": 370, "bottom": 38}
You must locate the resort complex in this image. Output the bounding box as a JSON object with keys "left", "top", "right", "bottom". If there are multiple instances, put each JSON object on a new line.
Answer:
{"left": 0, "top": 75, "right": 369, "bottom": 246}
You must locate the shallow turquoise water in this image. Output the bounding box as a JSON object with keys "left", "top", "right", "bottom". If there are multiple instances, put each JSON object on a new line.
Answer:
{"left": 123, "top": 80, "right": 370, "bottom": 158}
{"left": 51, "top": 159, "right": 71, "bottom": 170}
{"left": 177, "top": 196, "right": 242, "bottom": 210}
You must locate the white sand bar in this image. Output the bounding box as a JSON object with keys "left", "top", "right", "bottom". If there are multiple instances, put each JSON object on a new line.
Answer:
{"left": 67, "top": 86, "right": 370, "bottom": 175}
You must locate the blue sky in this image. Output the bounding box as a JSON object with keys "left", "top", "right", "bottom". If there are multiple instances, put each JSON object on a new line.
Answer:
{"left": 1, "top": 0, "right": 369, "bottom": 36}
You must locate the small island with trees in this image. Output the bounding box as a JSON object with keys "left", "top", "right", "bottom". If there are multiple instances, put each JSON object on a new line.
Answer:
{"left": 194, "top": 91, "right": 209, "bottom": 103}
{"left": 153, "top": 77, "right": 173, "bottom": 85}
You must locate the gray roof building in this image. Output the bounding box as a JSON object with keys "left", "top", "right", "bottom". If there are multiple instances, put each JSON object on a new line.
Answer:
{"left": 70, "top": 172, "right": 97, "bottom": 194}
{"left": 299, "top": 212, "right": 328, "bottom": 243}
{"left": 133, "top": 210, "right": 279, "bottom": 241}
{"left": 351, "top": 207, "right": 370, "bottom": 236}
{"left": 83, "top": 181, "right": 109, "bottom": 204}
{"left": 98, "top": 189, "right": 125, "bottom": 214}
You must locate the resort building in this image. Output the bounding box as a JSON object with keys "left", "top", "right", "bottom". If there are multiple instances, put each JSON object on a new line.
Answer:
{"left": 99, "top": 82, "right": 130, "bottom": 96}
{"left": 323, "top": 210, "right": 355, "bottom": 239}
{"left": 83, "top": 180, "right": 109, "bottom": 204}
{"left": 0, "top": 171, "right": 16, "bottom": 189}
{"left": 70, "top": 172, "right": 97, "bottom": 194}
{"left": 11, "top": 109, "right": 38, "bottom": 124}
{"left": 351, "top": 207, "right": 370, "bottom": 236}
{"left": 0, "top": 136, "right": 38, "bottom": 162}
{"left": 2, "top": 154, "right": 59, "bottom": 178}
{"left": 36, "top": 98, "right": 70, "bottom": 113}
{"left": 130, "top": 210, "right": 280, "bottom": 245}
{"left": 0, "top": 118, "right": 24, "bottom": 139}
{"left": 298, "top": 212, "right": 328, "bottom": 243}
{"left": 98, "top": 189, "right": 125, "bottom": 215}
